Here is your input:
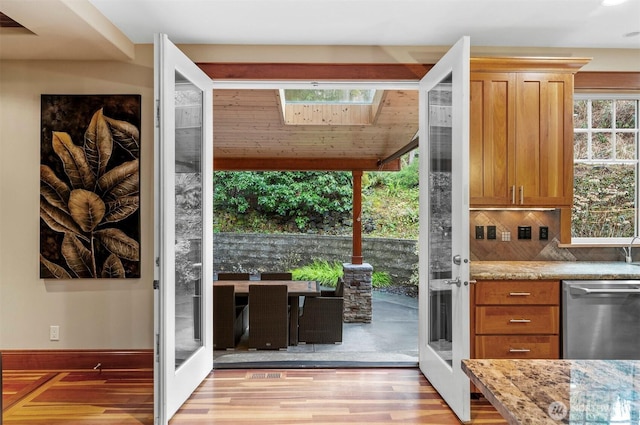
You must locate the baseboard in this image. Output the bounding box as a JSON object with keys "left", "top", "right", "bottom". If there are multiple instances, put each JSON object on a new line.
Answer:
{"left": 0, "top": 349, "right": 153, "bottom": 370}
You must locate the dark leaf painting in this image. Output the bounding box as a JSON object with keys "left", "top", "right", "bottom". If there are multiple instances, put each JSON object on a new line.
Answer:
{"left": 40, "top": 95, "right": 141, "bottom": 279}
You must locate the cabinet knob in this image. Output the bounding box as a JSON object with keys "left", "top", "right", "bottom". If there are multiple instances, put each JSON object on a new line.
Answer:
{"left": 509, "top": 292, "right": 531, "bottom": 296}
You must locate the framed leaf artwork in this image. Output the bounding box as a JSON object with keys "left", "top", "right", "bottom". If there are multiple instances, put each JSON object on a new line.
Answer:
{"left": 40, "top": 95, "right": 141, "bottom": 279}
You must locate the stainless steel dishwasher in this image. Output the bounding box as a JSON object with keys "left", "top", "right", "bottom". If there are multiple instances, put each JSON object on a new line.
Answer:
{"left": 563, "top": 280, "right": 640, "bottom": 359}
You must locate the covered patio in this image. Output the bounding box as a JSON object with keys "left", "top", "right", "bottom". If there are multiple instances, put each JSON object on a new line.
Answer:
{"left": 200, "top": 68, "right": 421, "bottom": 325}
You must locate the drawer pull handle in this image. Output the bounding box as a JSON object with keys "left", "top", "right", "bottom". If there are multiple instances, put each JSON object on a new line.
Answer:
{"left": 509, "top": 292, "right": 531, "bottom": 296}
{"left": 509, "top": 319, "right": 531, "bottom": 323}
{"left": 509, "top": 348, "right": 531, "bottom": 353}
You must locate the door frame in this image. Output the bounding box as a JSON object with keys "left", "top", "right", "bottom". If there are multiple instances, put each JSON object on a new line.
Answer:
{"left": 155, "top": 48, "right": 472, "bottom": 420}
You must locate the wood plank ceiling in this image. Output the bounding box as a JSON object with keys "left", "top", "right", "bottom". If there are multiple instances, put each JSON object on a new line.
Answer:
{"left": 212, "top": 89, "right": 418, "bottom": 171}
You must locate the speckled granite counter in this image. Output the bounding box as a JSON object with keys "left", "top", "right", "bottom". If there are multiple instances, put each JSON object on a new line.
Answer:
{"left": 463, "top": 359, "right": 640, "bottom": 425}
{"left": 471, "top": 261, "right": 640, "bottom": 281}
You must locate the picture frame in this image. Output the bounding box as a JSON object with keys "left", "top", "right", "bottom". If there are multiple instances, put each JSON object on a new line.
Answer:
{"left": 39, "top": 94, "right": 141, "bottom": 279}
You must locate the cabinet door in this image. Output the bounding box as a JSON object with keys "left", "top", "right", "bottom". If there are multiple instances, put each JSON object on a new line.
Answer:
{"left": 515, "top": 73, "right": 573, "bottom": 206}
{"left": 469, "top": 73, "right": 516, "bottom": 205}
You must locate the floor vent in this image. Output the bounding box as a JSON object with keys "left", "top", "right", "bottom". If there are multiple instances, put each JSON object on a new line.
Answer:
{"left": 249, "top": 372, "right": 283, "bottom": 379}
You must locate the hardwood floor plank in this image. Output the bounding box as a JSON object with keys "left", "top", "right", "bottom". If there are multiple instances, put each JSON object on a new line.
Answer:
{"left": 2, "top": 370, "right": 154, "bottom": 425}
{"left": 2, "top": 371, "right": 58, "bottom": 411}
{"left": 3, "top": 367, "right": 506, "bottom": 425}
{"left": 169, "top": 368, "right": 507, "bottom": 425}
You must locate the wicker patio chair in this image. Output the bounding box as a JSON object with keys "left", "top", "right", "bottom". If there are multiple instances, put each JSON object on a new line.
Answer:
{"left": 216, "top": 272, "right": 251, "bottom": 280}
{"left": 320, "top": 277, "right": 344, "bottom": 297}
{"left": 298, "top": 279, "right": 344, "bottom": 344}
{"left": 217, "top": 272, "right": 251, "bottom": 306}
{"left": 248, "top": 284, "right": 289, "bottom": 350}
{"left": 213, "top": 285, "right": 246, "bottom": 350}
{"left": 260, "top": 272, "right": 292, "bottom": 280}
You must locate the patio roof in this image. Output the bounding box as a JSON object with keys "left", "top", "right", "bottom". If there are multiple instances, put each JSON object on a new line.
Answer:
{"left": 203, "top": 64, "right": 426, "bottom": 172}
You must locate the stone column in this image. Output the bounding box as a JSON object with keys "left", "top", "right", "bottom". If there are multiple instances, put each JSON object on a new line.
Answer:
{"left": 342, "top": 262, "right": 372, "bottom": 323}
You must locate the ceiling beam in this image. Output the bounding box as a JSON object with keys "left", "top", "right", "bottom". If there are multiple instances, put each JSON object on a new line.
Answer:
{"left": 198, "top": 63, "right": 433, "bottom": 80}
{"left": 199, "top": 61, "right": 607, "bottom": 81}
{"left": 214, "top": 157, "right": 401, "bottom": 172}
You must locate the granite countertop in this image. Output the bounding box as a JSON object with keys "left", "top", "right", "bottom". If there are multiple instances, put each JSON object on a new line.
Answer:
{"left": 471, "top": 261, "right": 640, "bottom": 281}
{"left": 462, "top": 359, "right": 640, "bottom": 425}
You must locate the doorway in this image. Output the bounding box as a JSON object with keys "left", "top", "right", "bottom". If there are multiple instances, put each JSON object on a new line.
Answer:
{"left": 208, "top": 82, "right": 421, "bottom": 367}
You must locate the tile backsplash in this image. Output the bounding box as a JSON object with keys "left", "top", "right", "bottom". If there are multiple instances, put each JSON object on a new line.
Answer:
{"left": 470, "top": 209, "right": 626, "bottom": 262}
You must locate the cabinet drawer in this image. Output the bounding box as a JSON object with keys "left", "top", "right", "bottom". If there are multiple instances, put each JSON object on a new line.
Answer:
{"left": 475, "top": 306, "right": 559, "bottom": 334}
{"left": 475, "top": 335, "right": 559, "bottom": 359}
{"left": 475, "top": 280, "right": 559, "bottom": 305}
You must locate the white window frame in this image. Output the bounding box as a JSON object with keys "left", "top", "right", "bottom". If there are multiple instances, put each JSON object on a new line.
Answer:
{"left": 572, "top": 93, "right": 640, "bottom": 245}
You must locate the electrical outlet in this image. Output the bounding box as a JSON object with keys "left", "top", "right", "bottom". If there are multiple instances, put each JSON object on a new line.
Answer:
{"left": 487, "top": 225, "right": 497, "bottom": 240}
{"left": 518, "top": 226, "right": 532, "bottom": 240}
{"left": 540, "top": 226, "right": 549, "bottom": 240}
{"left": 50, "top": 325, "right": 59, "bottom": 341}
{"left": 475, "top": 225, "right": 484, "bottom": 239}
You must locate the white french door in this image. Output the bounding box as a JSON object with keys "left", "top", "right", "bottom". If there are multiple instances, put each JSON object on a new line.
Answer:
{"left": 418, "top": 36, "right": 471, "bottom": 422}
{"left": 154, "top": 33, "right": 214, "bottom": 424}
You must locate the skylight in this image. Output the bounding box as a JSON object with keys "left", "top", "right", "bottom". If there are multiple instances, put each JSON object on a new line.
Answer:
{"left": 283, "top": 89, "right": 376, "bottom": 104}
{"left": 280, "top": 89, "right": 382, "bottom": 126}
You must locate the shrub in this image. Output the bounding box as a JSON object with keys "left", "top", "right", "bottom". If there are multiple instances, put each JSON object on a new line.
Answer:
{"left": 291, "top": 260, "right": 342, "bottom": 286}
{"left": 372, "top": 271, "right": 392, "bottom": 288}
{"left": 291, "top": 260, "right": 392, "bottom": 288}
{"left": 213, "top": 171, "right": 353, "bottom": 230}
{"left": 366, "top": 158, "right": 419, "bottom": 192}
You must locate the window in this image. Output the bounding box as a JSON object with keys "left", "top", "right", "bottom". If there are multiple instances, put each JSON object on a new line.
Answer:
{"left": 572, "top": 95, "right": 640, "bottom": 243}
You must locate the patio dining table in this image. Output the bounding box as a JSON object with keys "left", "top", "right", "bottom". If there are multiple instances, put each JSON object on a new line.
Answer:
{"left": 213, "top": 280, "right": 320, "bottom": 346}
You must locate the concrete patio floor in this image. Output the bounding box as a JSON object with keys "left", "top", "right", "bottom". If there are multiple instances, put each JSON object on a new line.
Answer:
{"left": 213, "top": 290, "right": 418, "bottom": 368}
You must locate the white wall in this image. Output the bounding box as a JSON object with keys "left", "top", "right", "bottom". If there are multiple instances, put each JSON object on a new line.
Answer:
{"left": 0, "top": 46, "right": 155, "bottom": 349}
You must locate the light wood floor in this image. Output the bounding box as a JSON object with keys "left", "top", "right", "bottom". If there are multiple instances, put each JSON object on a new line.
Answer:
{"left": 3, "top": 368, "right": 507, "bottom": 425}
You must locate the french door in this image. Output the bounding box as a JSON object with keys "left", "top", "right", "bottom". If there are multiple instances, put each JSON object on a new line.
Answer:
{"left": 154, "top": 33, "right": 214, "bottom": 424}
{"left": 418, "top": 36, "right": 471, "bottom": 422}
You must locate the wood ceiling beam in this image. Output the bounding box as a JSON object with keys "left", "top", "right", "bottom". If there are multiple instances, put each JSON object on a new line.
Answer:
{"left": 198, "top": 63, "right": 433, "bottom": 80}
{"left": 198, "top": 63, "right": 639, "bottom": 91}
{"left": 214, "top": 157, "right": 400, "bottom": 171}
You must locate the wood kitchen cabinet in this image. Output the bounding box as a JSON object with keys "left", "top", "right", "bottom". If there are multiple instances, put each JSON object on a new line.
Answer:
{"left": 469, "top": 72, "right": 514, "bottom": 205}
{"left": 470, "top": 280, "right": 560, "bottom": 359}
{"left": 469, "top": 58, "right": 589, "bottom": 208}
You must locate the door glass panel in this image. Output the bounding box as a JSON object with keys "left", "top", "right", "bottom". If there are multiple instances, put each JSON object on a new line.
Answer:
{"left": 427, "top": 74, "right": 453, "bottom": 366}
{"left": 174, "top": 71, "right": 204, "bottom": 368}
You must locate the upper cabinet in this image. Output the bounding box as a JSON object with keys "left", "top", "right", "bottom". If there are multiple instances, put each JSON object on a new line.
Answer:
{"left": 470, "top": 72, "right": 515, "bottom": 206}
{"left": 469, "top": 58, "right": 590, "bottom": 208}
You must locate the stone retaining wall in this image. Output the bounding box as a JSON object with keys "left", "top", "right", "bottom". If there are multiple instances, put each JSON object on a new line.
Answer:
{"left": 212, "top": 232, "right": 418, "bottom": 286}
